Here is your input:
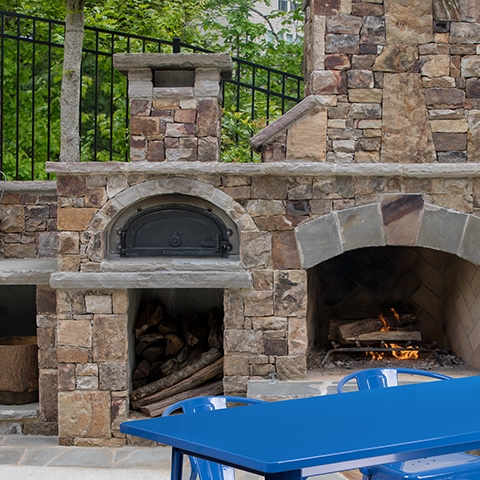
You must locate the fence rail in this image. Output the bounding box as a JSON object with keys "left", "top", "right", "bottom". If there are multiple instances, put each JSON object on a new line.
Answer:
{"left": 0, "top": 10, "right": 303, "bottom": 180}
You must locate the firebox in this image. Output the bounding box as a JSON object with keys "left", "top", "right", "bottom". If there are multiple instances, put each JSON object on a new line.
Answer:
{"left": 306, "top": 246, "right": 458, "bottom": 366}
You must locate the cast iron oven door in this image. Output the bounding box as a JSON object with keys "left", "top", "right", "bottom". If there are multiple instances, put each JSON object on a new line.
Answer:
{"left": 118, "top": 204, "right": 233, "bottom": 258}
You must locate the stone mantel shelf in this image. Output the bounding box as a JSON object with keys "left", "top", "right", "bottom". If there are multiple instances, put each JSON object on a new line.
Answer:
{"left": 46, "top": 161, "right": 480, "bottom": 178}
{"left": 0, "top": 259, "right": 57, "bottom": 285}
{"left": 49, "top": 269, "right": 252, "bottom": 289}
{"left": 101, "top": 257, "right": 243, "bottom": 272}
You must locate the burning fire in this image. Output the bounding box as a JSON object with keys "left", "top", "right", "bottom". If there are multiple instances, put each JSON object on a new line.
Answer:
{"left": 366, "top": 309, "right": 419, "bottom": 361}
{"left": 366, "top": 344, "right": 419, "bottom": 361}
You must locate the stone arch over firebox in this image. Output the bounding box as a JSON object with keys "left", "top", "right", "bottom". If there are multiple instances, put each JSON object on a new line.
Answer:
{"left": 89, "top": 177, "right": 258, "bottom": 259}
{"left": 295, "top": 194, "right": 480, "bottom": 269}
{"left": 297, "top": 194, "right": 480, "bottom": 369}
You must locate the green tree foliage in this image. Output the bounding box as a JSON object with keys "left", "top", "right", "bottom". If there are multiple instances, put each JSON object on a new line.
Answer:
{"left": 203, "top": 0, "right": 303, "bottom": 74}
{"left": 1, "top": 0, "right": 303, "bottom": 176}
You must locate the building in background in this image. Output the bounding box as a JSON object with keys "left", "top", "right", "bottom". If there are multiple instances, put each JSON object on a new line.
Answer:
{"left": 252, "top": 0, "right": 302, "bottom": 44}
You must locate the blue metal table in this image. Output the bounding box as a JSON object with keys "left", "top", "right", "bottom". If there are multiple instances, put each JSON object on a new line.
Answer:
{"left": 120, "top": 375, "right": 480, "bottom": 480}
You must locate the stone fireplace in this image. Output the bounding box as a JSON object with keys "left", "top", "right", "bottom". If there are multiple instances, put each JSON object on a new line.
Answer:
{"left": 1, "top": 0, "right": 480, "bottom": 446}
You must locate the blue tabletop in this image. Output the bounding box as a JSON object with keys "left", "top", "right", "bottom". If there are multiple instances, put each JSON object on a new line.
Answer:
{"left": 121, "top": 375, "right": 480, "bottom": 476}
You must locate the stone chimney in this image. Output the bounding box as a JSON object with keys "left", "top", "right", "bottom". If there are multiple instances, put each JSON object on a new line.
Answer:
{"left": 113, "top": 53, "right": 232, "bottom": 162}
{"left": 251, "top": 0, "right": 480, "bottom": 163}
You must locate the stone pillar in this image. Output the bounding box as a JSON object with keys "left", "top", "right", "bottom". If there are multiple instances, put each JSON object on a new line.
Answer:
{"left": 113, "top": 53, "right": 233, "bottom": 163}
{"left": 56, "top": 288, "right": 130, "bottom": 445}
{"left": 36, "top": 285, "right": 58, "bottom": 435}
{"left": 303, "top": 0, "right": 353, "bottom": 96}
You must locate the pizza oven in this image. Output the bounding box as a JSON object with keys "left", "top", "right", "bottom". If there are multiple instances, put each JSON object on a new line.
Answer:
{"left": 117, "top": 204, "right": 233, "bottom": 258}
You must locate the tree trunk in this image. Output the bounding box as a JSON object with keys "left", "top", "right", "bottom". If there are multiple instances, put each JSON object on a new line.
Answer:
{"left": 60, "top": 0, "right": 84, "bottom": 162}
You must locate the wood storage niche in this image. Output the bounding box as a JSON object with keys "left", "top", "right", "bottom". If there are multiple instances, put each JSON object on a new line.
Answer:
{"left": 0, "top": 336, "right": 39, "bottom": 405}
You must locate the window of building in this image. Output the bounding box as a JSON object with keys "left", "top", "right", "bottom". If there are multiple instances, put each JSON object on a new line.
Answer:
{"left": 278, "top": 0, "right": 297, "bottom": 11}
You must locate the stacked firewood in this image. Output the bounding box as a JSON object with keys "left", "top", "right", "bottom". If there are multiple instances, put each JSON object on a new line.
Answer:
{"left": 330, "top": 312, "right": 421, "bottom": 344}
{"left": 130, "top": 301, "right": 224, "bottom": 417}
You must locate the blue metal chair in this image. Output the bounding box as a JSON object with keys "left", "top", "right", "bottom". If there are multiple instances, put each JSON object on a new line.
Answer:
{"left": 337, "top": 368, "right": 480, "bottom": 480}
{"left": 162, "top": 396, "right": 265, "bottom": 480}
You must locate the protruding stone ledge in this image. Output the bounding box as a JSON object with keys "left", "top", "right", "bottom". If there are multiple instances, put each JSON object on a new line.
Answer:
{"left": 0, "top": 181, "right": 57, "bottom": 194}
{"left": 250, "top": 95, "right": 334, "bottom": 152}
{"left": 113, "top": 53, "right": 233, "bottom": 76}
{"left": 50, "top": 271, "right": 252, "bottom": 289}
{"left": 46, "top": 161, "right": 480, "bottom": 178}
{"left": 0, "top": 259, "right": 57, "bottom": 285}
{"left": 0, "top": 402, "right": 39, "bottom": 420}
{"left": 101, "top": 257, "right": 243, "bottom": 272}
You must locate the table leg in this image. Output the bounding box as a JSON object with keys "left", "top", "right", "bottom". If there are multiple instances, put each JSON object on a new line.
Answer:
{"left": 171, "top": 447, "right": 184, "bottom": 480}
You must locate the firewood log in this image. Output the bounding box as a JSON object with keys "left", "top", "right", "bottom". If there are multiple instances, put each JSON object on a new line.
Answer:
{"left": 142, "top": 346, "right": 165, "bottom": 364}
{"left": 135, "top": 302, "right": 165, "bottom": 338}
{"left": 149, "top": 360, "right": 165, "bottom": 380}
{"left": 132, "top": 357, "right": 224, "bottom": 409}
{"left": 165, "top": 333, "right": 184, "bottom": 357}
{"left": 160, "top": 357, "right": 178, "bottom": 377}
{"left": 135, "top": 333, "right": 165, "bottom": 356}
{"left": 344, "top": 331, "right": 422, "bottom": 343}
{"left": 132, "top": 359, "right": 151, "bottom": 381}
{"left": 338, "top": 313, "right": 418, "bottom": 341}
{"left": 157, "top": 319, "right": 179, "bottom": 336}
{"left": 139, "top": 380, "right": 224, "bottom": 417}
{"left": 181, "top": 315, "right": 200, "bottom": 346}
{"left": 130, "top": 348, "right": 222, "bottom": 402}
{"left": 338, "top": 318, "right": 384, "bottom": 339}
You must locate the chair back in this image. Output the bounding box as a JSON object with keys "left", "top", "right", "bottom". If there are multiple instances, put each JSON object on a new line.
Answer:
{"left": 337, "top": 367, "right": 452, "bottom": 393}
{"left": 162, "top": 396, "right": 265, "bottom": 480}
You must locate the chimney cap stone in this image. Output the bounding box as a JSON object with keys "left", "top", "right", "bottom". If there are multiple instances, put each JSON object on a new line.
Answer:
{"left": 113, "top": 53, "right": 233, "bottom": 78}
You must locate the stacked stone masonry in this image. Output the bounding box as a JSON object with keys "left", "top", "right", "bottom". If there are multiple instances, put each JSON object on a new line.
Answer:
{"left": 113, "top": 54, "right": 232, "bottom": 164}
{"left": 286, "top": 0, "right": 480, "bottom": 164}
{"left": 5, "top": 1, "right": 480, "bottom": 445}
{"left": 0, "top": 190, "right": 57, "bottom": 259}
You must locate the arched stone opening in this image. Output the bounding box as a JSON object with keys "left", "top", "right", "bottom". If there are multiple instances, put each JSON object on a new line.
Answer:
{"left": 296, "top": 198, "right": 480, "bottom": 369}
{"left": 306, "top": 246, "right": 480, "bottom": 369}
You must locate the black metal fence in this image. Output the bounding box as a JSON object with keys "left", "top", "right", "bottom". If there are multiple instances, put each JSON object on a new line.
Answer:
{"left": 0, "top": 10, "right": 303, "bottom": 180}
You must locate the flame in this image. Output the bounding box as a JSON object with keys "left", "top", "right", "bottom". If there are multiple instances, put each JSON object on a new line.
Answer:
{"left": 367, "top": 351, "right": 384, "bottom": 361}
{"left": 391, "top": 308, "right": 401, "bottom": 325}
{"left": 390, "top": 343, "right": 419, "bottom": 360}
{"left": 365, "top": 310, "right": 419, "bottom": 361}
{"left": 379, "top": 313, "right": 390, "bottom": 332}
{"left": 366, "top": 343, "right": 419, "bottom": 361}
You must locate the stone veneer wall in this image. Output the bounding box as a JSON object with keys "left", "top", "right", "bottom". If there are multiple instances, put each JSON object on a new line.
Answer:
{"left": 261, "top": 0, "right": 480, "bottom": 163}
{"left": 0, "top": 182, "right": 58, "bottom": 258}
{"left": 47, "top": 162, "right": 480, "bottom": 442}
{"left": 56, "top": 288, "right": 130, "bottom": 446}
{"left": 0, "top": 182, "right": 58, "bottom": 435}
{"left": 41, "top": 7, "right": 480, "bottom": 442}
